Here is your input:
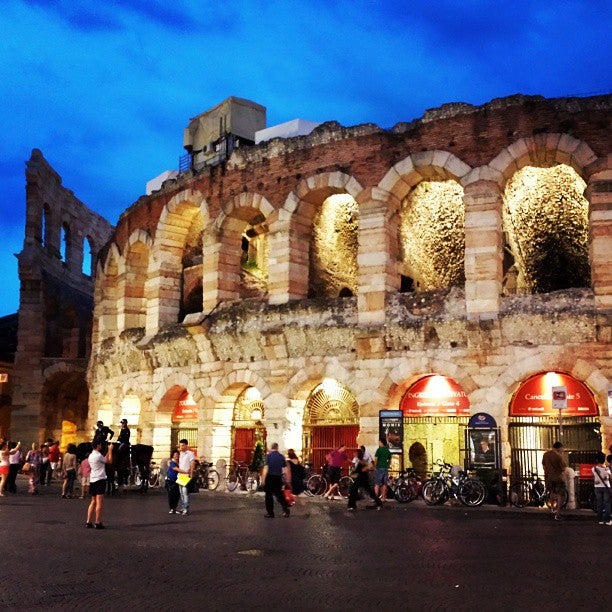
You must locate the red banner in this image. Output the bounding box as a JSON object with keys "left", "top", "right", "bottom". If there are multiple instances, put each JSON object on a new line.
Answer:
{"left": 401, "top": 375, "right": 470, "bottom": 416}
{"left": 172, "top": 390, "right": 199, "bottom": 422}
{"left": 509, "top": 373, "right": 598, "bottom": 417}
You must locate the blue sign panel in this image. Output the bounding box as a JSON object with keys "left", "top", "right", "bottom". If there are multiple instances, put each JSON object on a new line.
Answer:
{"left": 468, "top": 412, "right": 497, "bottom": 428}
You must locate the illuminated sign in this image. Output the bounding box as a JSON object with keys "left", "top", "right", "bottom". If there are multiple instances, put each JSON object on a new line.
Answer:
{"left": 509, "top": 373, "right": 598, "bottom": 417}
{"left": 0, "top": 373, "right": 8, "bottom": 383}
{"left": 401, "top": 375, "right": 470, "bottom": 416}
{"left": 172, "top": 391, "right": 199, "bottom": 423}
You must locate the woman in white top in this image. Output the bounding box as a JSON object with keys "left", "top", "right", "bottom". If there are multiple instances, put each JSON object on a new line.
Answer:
{"left": 0, "top": 440, "right": 21, "bottom": 496}
{"left": 86, "top": 441, "right": 113, "bottom": 529}
{"left": 592, "top": 451, "right": 611, "bottom": 525}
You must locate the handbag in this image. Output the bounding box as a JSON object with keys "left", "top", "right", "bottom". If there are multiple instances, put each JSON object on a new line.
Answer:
{"left": 283, "top": 487, "right": 296, "bottom": 506}
{"left": 22, "top": 462, "right": 31, "bottom": 473}
{"left": 177, "top": 473, "right": 192, "bottom": 487}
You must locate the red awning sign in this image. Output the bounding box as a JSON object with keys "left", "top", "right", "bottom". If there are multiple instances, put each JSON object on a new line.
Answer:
{"left": 172, "top": 391, "right": 199, "bottom": 423}
{"left": 509, "top": 373, "right": 598, "bottom": 417}
{"left": 401, "top": 375, "right": 470, "bottom": 416}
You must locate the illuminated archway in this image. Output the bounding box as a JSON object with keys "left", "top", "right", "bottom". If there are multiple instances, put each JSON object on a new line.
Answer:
{"left": 231, "top": 386, "right": 266, "bottom": 465}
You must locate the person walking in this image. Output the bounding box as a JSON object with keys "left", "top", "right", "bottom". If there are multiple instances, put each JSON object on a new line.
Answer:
{"left": 262, "top": 442, "right": 291, "bottom": 518}
{"left": 86, "top": 440, "right": 112, "bottom": 529}
{"left": 25, "top": 442, "right": 42, "bottom": 494}
{"left": 374, "top": 437, "right": 392, "bottom": 502}
{"left": 592, "top": 451, "right": 611, "bottom": 525}
{"left": 39, "top": 442, "right": 50, "bottom": 486}
{"left": 348, "top": 448, "right": 382, "bottom": 511}
{"left": 7, "top": 441, "right": 23, "bottom": 493}
{"left": 542, "top": 441, "right": 567, "bottom": 521}
{"left": 177, "top": 439, "right": 196, "bottom": 516}
{"left": 287, "top": 449, "right": 306, "bottom": 497}
{"left": 61, "top": 443, "right": 78, "bottom": 499}
{"left": 324, "top": 444, "right": 348, "bottom": 500}
{"left": 165, "top": 450, "right": 180, "bottom": 514}
{"left": 0, "top": 440, "right": 21, "bottom": 496}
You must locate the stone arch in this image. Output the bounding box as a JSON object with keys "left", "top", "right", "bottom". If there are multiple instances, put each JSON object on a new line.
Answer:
{"left": 97, "top": 243, "right": 121, "bottom": 339}
{"left": 118, "top": 229, "right": 153, "bottom": 330}
{"left": 150, "top": 189, "right": 208, "bottom": 331}
{"left": 279, "top": 171, "right": 363, "bottom": 300}
{"left": 152, "top": 372, "right": 204, "bottom": 410}
{"left": 212, "top": 369, "right": 272, "bottom": 402}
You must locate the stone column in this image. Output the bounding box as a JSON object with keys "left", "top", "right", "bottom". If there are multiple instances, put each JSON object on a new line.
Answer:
{"left": 586, "top": 173, "right": 612, "bottom": 311}
{"left": 463, "top": 179, "right": 503, "bottom": 320}
{"left": 357, "top": 188, "right": 400, "bottom": 326}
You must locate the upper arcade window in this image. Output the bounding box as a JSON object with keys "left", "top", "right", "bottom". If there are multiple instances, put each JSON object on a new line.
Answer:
{"left": 399, "top": 180, "right": 465, "bottom": 292}
{"left": 503, "top": 165, "right": 590, "bottom": 294}
{"left": 60, "top": 222, "right": 71, "bottom": 264}
{"left": 82, "top": 236, "right": 94, "bottom": 277}
{"left": 309, "top": 194, "right": 358, "bottom": 299}
{"left": 240, "top": 220, "right": 268, "bottom": 300}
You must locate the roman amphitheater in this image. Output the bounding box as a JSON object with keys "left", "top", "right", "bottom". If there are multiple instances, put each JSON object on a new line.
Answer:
{"left": 86, "top": 94, "right": 610, "bottom": 480}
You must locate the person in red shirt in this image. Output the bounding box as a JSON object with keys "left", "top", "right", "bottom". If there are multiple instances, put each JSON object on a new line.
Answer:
{"left": 47, "top": 440, "right": 61, "bottom": 485}
{"left": 324, "top": 445, "right": 348, "bottom": 500}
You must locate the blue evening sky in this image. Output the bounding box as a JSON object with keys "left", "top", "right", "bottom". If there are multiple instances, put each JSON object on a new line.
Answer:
{"left": 0, "top": 0, "right": 609, "bottom": 316}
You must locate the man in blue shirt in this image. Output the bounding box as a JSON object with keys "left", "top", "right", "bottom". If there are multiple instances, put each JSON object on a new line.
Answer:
{"left": 261, "top": 442, "right": 291, "bottom": 518}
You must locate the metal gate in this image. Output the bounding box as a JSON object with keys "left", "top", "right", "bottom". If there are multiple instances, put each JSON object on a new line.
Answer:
{"left": 508, "top": 416, "right": 601, "bottom": 482}
{"left": 170, "top": 427, "right": 198, "bottom": 455}
{"left": 303, "top": 425, "right": 359, "bottom": 472}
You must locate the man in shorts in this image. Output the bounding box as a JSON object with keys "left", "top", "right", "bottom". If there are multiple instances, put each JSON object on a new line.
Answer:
{"left": 542, "top": 441, "right": 567, "bottom": 521}
{"left": 86, "top": 440, "right": 113, "bottom": 529}
{"left": 374, "top": 437, "right": 392, "bottom": 502}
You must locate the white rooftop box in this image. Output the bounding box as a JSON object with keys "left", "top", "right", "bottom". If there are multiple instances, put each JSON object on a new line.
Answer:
{"left": 255, "top": 118, "right": 321, "bottom": 144}
{"left": 146, "top": 170, "right": 179, "bottom": 195}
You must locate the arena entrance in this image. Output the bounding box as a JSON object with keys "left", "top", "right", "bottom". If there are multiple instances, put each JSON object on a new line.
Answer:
{"left": 231, "top": 387, "right": 266, "bottom": 465}
{"left": 508, "top": 372, "right": 601, "bottom": 481}
{"left": 302, "top": 379, "right": 359, "bottom": 471}
{"left": 401, "top": 375, "right": 470, "bottom": 475}
{"left": 170, "top": 389, "right": 199, "bottom": 455}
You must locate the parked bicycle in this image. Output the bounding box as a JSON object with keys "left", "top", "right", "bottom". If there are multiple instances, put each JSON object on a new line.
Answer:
{"left": 147, "top": 462, "right": 164, "bottom": 488}
{"left": 226, "top": 461, "right": 259, "bottom": 494}
{"left": 193, "top": 460, "right": 220, "bottom": 491}
{"left": 508, "top": 471, "right": 569, "bottom": 509}
{"left": 305, "top": 465, "right": 353, "bottom": 498}
{"left": 422, "top": 460, "right": 486, "bottom": 507}
{"left": 388, "top": 468, "right": 423, "bottom": 503}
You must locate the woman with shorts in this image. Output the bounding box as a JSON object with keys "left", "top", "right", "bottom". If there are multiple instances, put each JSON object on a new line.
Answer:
{"left": 86, "top": 440, "right": 112, "bottom": 529}
{"left": 324, "top": 445, "right": 347, "bottom": 500}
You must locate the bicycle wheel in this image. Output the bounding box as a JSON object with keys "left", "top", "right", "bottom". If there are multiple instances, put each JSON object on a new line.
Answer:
{"left": 544, "top": 487, "right": 568, "bottom": 509}
{"left": 394, "top": 483, "right": 414, "bottom": 503}
{"left": 458, "top": 478, "right": 486, "bottom": 507}
{"left": 338, "top": 476, "right": 353, "bottom": 498}
{"left": 306, "top": 474, "right": 326, "bottom": 496}
{"left": 247, "top": 474, "right": 259, "bottom": 494}
{"left": 207, "top": 469, "right": 220, "bottom": 491}
{"left": 508, "top": 482, "right": 530, "bottom": 508}
{"left": 148, "top": 471, "right": 159, "bottom": 487}
{"left": 226, "top": 472, "right": 239, "bottom": 492}
{"left": 422, "top": 479, "right": 447, "bottom": 505}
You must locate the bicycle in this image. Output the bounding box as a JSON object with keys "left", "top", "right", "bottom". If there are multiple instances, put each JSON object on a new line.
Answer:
{"left": 226, "top": 461, "right": 259, "bottom": 494}
{"left": 422, "top": 461, "right": 486, "bottom": 507}
{"left": 388, "top": 468, "right": 422, "bottom": 503}
{"left": 147, "top": 462, "right": 164, "bottom": 488}
{"left": 193, "top": 460, "right": 220, "bottom": 491}
{"left": 305, "top": 466, "right": 353, "bottom": 498}
{"left": 508, "top": 471, "right": 569, "bottom": 509}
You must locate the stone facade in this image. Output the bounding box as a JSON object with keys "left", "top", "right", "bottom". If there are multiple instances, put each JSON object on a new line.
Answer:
{"left": 11, "top": 150, "right": 114, "bottom": 446}
{"left": 87, "top": 95, "right": 611, "bottom": 473}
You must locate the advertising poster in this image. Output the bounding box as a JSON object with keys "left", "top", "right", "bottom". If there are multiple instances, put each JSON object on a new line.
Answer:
{"left": 379, "top": 410, "right": 403, "bottom": 454}
{"left": 469, "top": 429, "right": 497, "bottom": 468}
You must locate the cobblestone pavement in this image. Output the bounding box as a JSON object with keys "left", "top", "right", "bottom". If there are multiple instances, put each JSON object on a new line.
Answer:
{"left": 0, "top": 478, "right": 607, "bottom": 611}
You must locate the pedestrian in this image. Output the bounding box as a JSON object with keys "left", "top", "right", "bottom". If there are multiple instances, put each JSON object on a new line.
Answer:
{"left": 177, "top": 439, "right": 196, "bottom": 516}
{"left": 7, "top": 441, "right": 23, "bottom": 493}
{"left": 47, "top": 440, "right": 61, "bottom": 485}
{"left": 61, "top": 443, "right": 77, "bottom": 498}
{"left": 166, "top": 450, "right": 180, "bottom": 514}
{"left": 287, "top": 449, "right": 306, "bottom": 497}
{"left": 374, "top": 437, "right": 392, "bottom": 502}
{"left": 86, "top": 440, "right": 113, "bottom": 529}
{"left": 542, "top": 441, "right": 567, "bottom": 521}
{"left": 25, "top": 442, "right": 42, "bottom": 494}
{"left": 0, "top": 440, "right": 21, "bottom": 496}
{"left": 39, "top": 442, "right": 50, "bottom": 485}
{"left": 262, "top": 442, "right": 290, "bottom": 518}
{"left": 324, "top": 444, "right": 348, "bottom": 500}
{"left": 592, "top": 451, "right": 611, "bottom": 526}
{"left": 78, "top": 453, "right": 91, "bottom": 498}
{"left": 348, "top": 448, "right": 382, "bottom": 511}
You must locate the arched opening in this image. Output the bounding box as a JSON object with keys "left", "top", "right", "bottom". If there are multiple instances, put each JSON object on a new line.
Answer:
{"left": 41, "top": 203, "right": 50, "bottom": 247}
{"left": 170, "top": 389, "right": 199, "bottom": 454}
{"left": 309, "top": 194, "right": 358, "bottom": 298}
{"left": 180, "top": 216, "right": 204, "bottom": 319}
{"left": 302, "top": 379, "right": 359, "bottom": 470}
{"left": 82, "top": 236, "right": 94, "bottom": 277}
{"left": 60, "top": 222, "right": 70, "bottom": 264}
{"left": 239, "top": 220, "right": 268, "bottom": 299}
{"left": 508, "top": 372, "right": 600, "bottom": 486}
{"left": 231, "top": 386, "right": 266, "bottom": 465}
{"left": 119, "top": 393, "right": 142, "bottom": 444}
{"left": 503, "top": 165, "right": 590, "bottom": 294}
{"left": 399, "top": 180, "right": 465, "bottom": 292}
{"left": 400, "top": 374, "right": 470, "bottom": 474}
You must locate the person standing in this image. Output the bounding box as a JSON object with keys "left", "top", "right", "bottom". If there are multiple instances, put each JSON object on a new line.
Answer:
{"left": 177, "top": 439, "right": 196, "bottom": 516}
{"left": 7, "top": 441, "right": 23, "bottom": 493}
{"left": 25, "top": 443, "right": 42, "bottom": 494}
{"left": 39, "top": 442, "right": 50, "bottom": 486}
{"left": 0, "top": 440, "right": 21, "bottom": 495}
{"left": 542, "top": 441, "right": 567, "bottom": 521}
{"left": 47, "top": 440, "right": 61, "bottom": 485}
{"left": 86, "top": 440, "right": 112, "bottom": 529}
{"left": 61, "top": 443, "right": 77, "bottom": 499}
{"left": 348, "top": 448, "right": 382, "bottom": 511}
{"left": 592, "top": 451, "right": 611, "bottom": 525}
{"left": 262, "top": 442, "right": 290, "bottom": 518}
{"left": 78, "top": 453, "right": 91, "bottom": 498}
{"left": 166, "top": 450, "right": 180, "bottom": 514}
{"left": 374, "top": 437, "right": 392, "bottom": 502}
{"left": 324, "top": 445, "right": 348, "bottom": 500}
{"left": 287, "top": 449, "right": 305, "bottom": 497}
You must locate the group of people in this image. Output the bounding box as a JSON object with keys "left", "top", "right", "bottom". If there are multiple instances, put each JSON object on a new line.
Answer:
{"left": 542, "top": 441, "right": 612, "bottom": 524}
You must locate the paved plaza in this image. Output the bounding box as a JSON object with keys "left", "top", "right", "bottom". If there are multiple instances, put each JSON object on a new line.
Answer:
{"left": 0, "top": 478, "right": 607, "bottom": 611}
